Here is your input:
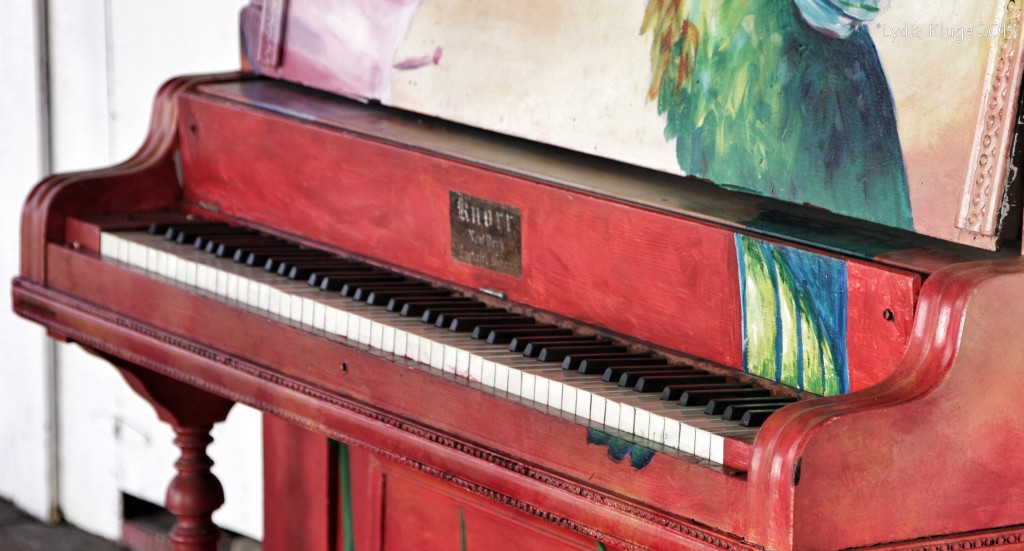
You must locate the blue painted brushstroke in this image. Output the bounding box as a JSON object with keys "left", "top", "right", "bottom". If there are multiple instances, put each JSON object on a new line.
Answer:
{"left": 736, "top": 234, "right": 850, "bottom": 395}
{"left": 587, "top": 429, "right": 655, "bottom": 469}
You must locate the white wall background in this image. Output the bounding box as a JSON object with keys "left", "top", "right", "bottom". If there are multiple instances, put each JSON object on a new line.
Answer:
{"left": 3, "top": 0, "right": 261, "bottom": 542}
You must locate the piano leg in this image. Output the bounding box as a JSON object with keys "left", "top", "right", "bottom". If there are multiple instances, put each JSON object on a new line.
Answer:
{"left": 98, "top": 353, "right": 235, "bottom": 551}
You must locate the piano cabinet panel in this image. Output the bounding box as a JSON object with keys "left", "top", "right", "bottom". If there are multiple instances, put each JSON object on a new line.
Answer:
{"left": 175, "top": 87, "right": 920, "bottom": 394}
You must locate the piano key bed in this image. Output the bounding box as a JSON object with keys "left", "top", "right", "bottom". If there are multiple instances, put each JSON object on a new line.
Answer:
{"left": 97, "top": 217, "right": 804, "bottom": 467}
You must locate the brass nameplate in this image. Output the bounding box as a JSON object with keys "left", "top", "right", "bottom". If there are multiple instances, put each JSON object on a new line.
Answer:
{"left": 449, "top": 191, "right": 522, "bottom": 277}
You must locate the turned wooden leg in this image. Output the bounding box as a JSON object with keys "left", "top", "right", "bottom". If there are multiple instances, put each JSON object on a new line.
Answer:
{"left": 96, "top": 352, "right": 235, "bottom": 551}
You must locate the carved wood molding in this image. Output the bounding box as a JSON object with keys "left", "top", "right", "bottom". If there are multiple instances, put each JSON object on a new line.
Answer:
{"left": 957, "top": 0, "right": 1024, "bottom": 236}
{"left": 15, "top": 282, "right": 752, "bottom": 551}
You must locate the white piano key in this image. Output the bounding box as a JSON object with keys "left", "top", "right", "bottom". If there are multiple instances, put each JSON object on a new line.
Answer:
{"left": 99, "top": 234, "right": 119, "bottom": 258}
{"left": 440, "top": 344, "right": 456, "bottom": 372}
{"left": 257, "top": 283, "right": 271, "bottom": 311}
{"left": 468, "top": 354, "right": 482, "bottom": 381}
{"left": 664, "top": 419, "right": 681, "bottom": 450}
{"left": 146, "top": 248, "right": 159, "bottom": 271}
{"left": 618, "top": 403, "right": 635, "bottom": 434}
{"left": 289, "top": 295, "right": 304, "bottom": 322}
{"left": 493, "top": 362, "right": 509, "bottom": 392}
{"left": 405, "top": 334, "right": 420, "bottom": 362}
{"left": 128, "top": 242, "right": 146, "bottom": 267}
{"left": 534, "top": 377, "right": 549, "bottom": 406}
{"left": 547, "top": 380, "right": 563, "bottom": 409}
{"left": 324, "top": 307, "right": 339, "bottom": 334}
{"left": 163, "top": 255, "right": 178, "bottom": 279}
{"left": 183, "top": 262, "right": 198, "bottom": 287}
{"left": 226, "top": 274, "right": 239, "bottom": 301}
{"left": 419, "top": 338, "right": 432, "bottom": 365}
{"left": 710, "top": 436, "right": 725, "bottom": 465}
{"left": 648, "top": 413, "right": 665, "bottom": 445}
{"left": 590, "top": 395, "right": 607, "bottom": 426}
{"left": 506, "top": 368, "right": 523, "bottom": 396}
{"left": 560, "top": 385, "right": 576, "bottom": 414}
{"left": 575, "top": 389, "right": 592, "bottom": 419}
{"left": 380, "top": 325, "right": 395, "bottom": 353}
{"left": 393, "top": 329, "right": 408, "bottom": 356}
{"left": 216, "top": 271, "right": 229, "bottom": 297}
{"left": 678, "top": 424, "right": 696, "bottom": 455}
{"left": 268, "top": 288, "right": 283, "bottom": 316}
{"left": 345, "top": 313, "right": 361, "bottom": 341}
{"left": 312, "top": 303, "right": 327, "bottom": 330}
{"left": 695, "top": 431, "right": 712, "bottom": 460}
{"left": 370, "top": 322, "right": 383, "bottom": 348}
{"left": 116, "top": 238, "right": 130, "bottom": 263}
{"left": 634, "top": 409, "right": 651, "bottom": 440}
{"left": 481, "top": 359, "right": 496, "bottom": 388}
{"left": 520, "top": 372, "right": 536, "bottom": 402}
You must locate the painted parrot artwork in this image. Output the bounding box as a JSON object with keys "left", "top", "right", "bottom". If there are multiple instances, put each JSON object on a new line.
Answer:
{"left": 640, "top": 0, "right": 906, "bottom": 395}
{"left": 642, "top": 0, "right": 913, "bottom": 232}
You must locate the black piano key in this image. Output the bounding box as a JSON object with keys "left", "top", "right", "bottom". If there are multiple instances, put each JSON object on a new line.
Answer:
{"left": 216, "top": 239, "right": 288, "bottom": 258}
{"left": 289, "top": 261, "right": 365, "bottom": 280}
{"left": 164, "top": 223, "right": 237, "bottom": 242}
{"left": 470, "top": 323, "right": 546, "bottom": 340}
{"left": 678, "top": 387, "right": 771, "bottom": 407}
{"left": 309, "top": 268, "right": 379, "bottom": 288}
{"left": 703, "top": 396, "right": 797, "bottom": 416}
{"left": 420, "top": 305, "right": 493, "bottom": 324}
{"left": 257, "top": 252, "right": 330, "bottom": 269}
{"left": 632, "top": 374, "right": 728, "bottom": 393}
{"left": 321, "top": 273, "right": 401, "bottom": 292}
{"left": 537, "top": 345, "right": 627, "bottom": 363}
{"left": 277, "top": 259, "right": 357, "bottom": 277}
{"left": 203, "top": 235, "right": 277, "bottom": 254}
{"left": 147, "top": 222, "right": 172, "bottom": 235}
{"left": 722, "top": 402, "right": 790, "bottom": 422}
{"left": 341, "top": 279, "right": 421, "bottom": 297}
{"left": 395, "top": 299, "right": 482, "bottom": 316}
{"left": 601, "top": 364, "right": 689, "bottom": 382}
{"left": 577, "top": 357, "right": 669, "bottom": 374}
{"left": 564, "top": 353, "right": 655, "bottom": 372}
{"left": 448, "top": 315, "right": 535, "bottom": 332}
{"left": 367, "top": 289, "right": 450, "bottom": 306}
{"left": 614, "top": 368, "right": 700, "bottom": 386}
{"left": 510, "top": 335, "right": 597, "bottom": 354}
{"left": 661, "top": 383, "right": 751, "bottom": 402}
{"left": 738, "top": 408, "right": 786, "bottom": 427}
{"left": 351, "top": 283, "right": 432, "bottom": 302}
{"left": 193, "top": 231, "right": 260, "bottom": 250}
{"left": 434, "top": 310, "right": 513, "bottom": 328}
{"left": 486, "top": 327, "right": 574, "bottom": 345}
{"left": 234, "top": 246, "right": 303, "bottom": 263}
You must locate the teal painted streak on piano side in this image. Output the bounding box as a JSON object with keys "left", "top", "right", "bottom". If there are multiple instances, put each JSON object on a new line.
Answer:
{"left": 336, "top": 441, "right": 356, "bottom": 551}
{"left": 642, "top": 0, "right": 913, "bottom": 233}
{"left": 459, "top": 505, "right": 467, "bottom": 551}
{"left": 586, "top": 429, "right": 656, "bottom": 469}
{"left": 736, "top": 235, "right": 849, "bottom": 396}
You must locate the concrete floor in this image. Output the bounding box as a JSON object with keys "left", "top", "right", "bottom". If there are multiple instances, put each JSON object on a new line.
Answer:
{"left": 0, "top": 499, "right": 124, "bottom": 550}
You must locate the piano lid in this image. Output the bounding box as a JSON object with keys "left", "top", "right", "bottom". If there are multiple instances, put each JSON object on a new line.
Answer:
{"left": 242, "top": 0, "right": 1024, "bottom": 251}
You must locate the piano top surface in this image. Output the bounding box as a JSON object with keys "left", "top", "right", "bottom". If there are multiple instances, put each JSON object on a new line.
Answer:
{"left": 199, "top": 78, "right": 1017, "bottom": 275}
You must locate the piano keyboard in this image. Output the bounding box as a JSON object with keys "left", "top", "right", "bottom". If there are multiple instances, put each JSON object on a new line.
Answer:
{"left": 98, "top": 220, "right": 798, "bottom": 466}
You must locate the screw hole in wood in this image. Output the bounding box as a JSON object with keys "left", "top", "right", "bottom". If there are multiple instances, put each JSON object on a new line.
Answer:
{"left": 883, "top": 309, "right": 894, "bottom": 322}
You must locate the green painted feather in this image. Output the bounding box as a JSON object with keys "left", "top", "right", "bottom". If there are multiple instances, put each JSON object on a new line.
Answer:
{"left": 643, "top": 0, "right": 913, "bottom": 231}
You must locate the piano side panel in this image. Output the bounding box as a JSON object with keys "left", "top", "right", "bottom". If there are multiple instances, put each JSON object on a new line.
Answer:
{"left": 790, "top": 262, "right": 1024, "bottom": 549}
{"left": 35, "top": 244, "right": 753, "bottom": 542}
{"left": 175, "top": 91, "right": 921, "bottom": 391}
